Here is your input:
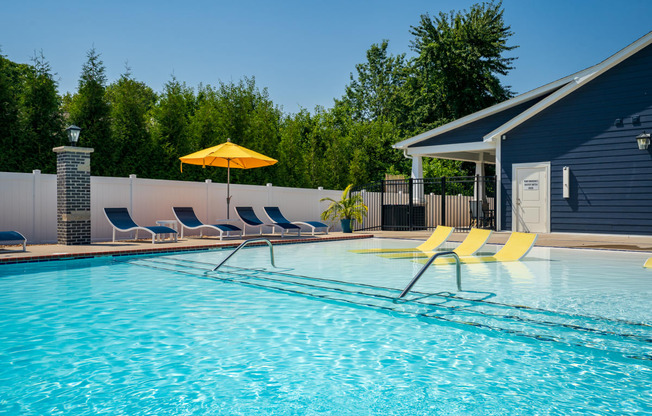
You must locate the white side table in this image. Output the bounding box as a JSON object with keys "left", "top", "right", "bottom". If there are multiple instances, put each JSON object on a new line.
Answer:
{"left": 156, "top": 220, "right": 178, "bottom": 241}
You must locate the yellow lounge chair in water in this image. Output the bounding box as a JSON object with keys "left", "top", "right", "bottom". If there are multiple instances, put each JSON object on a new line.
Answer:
{"left": 414, "top": 231, "right": 538, "bottom": 265}
{"left": 379, "top": 228, "right": 492, "bottom": 259}
{"left": 348, "top": 226, "right": 455, "bottom": 254}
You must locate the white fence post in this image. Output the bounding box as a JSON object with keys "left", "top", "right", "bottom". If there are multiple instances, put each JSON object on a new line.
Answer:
{"left": 205, "top": 179, "right": 212, "bottom": 223}
{"left": 129, "top": 174, "right": 137, "bottom": 214}
{"left": 32, "top": 170, "right": 41, "bottom": 243}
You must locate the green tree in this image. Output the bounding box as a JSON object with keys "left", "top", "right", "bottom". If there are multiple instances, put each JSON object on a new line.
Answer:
{"left": 150, "top": 76, "right": 195, "bottom": 179}
{"left": 346, "top": 117, "right": 404, "bottom": 186}
{"left": 0, "top": 51, "right": 63, "bottom": 173}
{"left": 407, "top": 1, "right": 516, "bottom": 129}
{"left": 277, "top": 110, "right": 312, "bottom": 188}
{"left": 0, "top": 53, "right": 27, "bottom": 172}
{"left": 19, "top": 51, "right": 64, "bottom": 173}
{"left": 337, "top": 40, "right": 407, "bottom": 122}
{"left": 105, "top": 68, "right": 158, "bottom": 177}
{"left": 65, "top": 48, "right": 112, "bottom": 175}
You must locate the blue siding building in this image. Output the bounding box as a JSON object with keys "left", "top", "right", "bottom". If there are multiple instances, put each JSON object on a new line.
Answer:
{"left": 394, "top": 32, "right": 652, "bottom": 235}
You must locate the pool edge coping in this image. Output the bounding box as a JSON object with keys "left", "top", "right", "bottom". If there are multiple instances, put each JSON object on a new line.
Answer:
{"left": 0, "top": 234, "right": 374, "bottom": 265}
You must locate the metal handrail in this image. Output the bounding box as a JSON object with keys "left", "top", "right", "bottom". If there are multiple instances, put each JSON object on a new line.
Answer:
{"left": 213, "top": 238, "right": 276, "bottom": 272}
{"left": 398, "top": 251, "right": 461, "bottom": 298}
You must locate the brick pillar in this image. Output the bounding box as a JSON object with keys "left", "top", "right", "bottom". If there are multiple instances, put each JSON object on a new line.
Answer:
{"left": 53, "top": 146, "right": 94, "bottom": 245}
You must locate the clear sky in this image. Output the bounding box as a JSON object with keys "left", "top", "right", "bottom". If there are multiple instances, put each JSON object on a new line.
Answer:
{"left": 2, "top": 0, "right": 651, "bottom": 114}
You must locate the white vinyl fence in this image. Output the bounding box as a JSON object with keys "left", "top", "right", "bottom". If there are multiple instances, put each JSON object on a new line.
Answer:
{"left": 0, "top": 170, "right": 341, "bottom": 244}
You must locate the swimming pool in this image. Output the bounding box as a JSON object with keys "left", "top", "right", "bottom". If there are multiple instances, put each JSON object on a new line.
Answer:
{"left": 0, "top": 238, "right": 651, "bottom": 415}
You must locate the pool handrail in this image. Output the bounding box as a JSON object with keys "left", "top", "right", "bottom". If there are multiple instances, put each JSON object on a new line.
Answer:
{"left": 213, "top": 238, "right": 276, "bottom": 272}
{"left": 398, "top": 251, "right": 461, "bottom": 298}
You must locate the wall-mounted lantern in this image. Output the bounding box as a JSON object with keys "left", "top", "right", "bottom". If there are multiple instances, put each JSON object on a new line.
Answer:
{"left": 636, "top": 131, "right": 650, "bottom": 150}
{"left": 65, "top": 125, "right": 82, "bottom": 146}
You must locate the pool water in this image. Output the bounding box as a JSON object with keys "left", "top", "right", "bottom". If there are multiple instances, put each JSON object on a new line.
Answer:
{"left": 0, "top": 239, "right": 651, "bottom": 415}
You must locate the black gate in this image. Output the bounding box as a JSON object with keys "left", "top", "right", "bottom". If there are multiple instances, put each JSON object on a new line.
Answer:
{"left": 352, "top": 176, "right": 496, "bottom": 232}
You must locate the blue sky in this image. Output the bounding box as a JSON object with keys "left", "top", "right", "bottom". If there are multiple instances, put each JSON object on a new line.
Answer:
{"left": 2, "top": 0, "right": 651, "bottom": 114}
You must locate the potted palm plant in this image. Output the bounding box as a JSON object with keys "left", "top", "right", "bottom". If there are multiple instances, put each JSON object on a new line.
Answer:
{"left": 320, "top": 184, "right": 368, "bottom": 233}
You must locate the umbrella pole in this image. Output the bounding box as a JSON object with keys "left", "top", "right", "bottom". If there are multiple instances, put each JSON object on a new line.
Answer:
{"left": 226, "top": 160, "right": 231, "bottom": 219}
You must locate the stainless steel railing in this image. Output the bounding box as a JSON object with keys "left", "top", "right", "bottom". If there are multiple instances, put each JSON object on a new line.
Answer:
{"left": 398, "top": 251, "right": 461, "bottom": 298}
{"left": 213, "top": 238, "right": 276, "bottom": 271}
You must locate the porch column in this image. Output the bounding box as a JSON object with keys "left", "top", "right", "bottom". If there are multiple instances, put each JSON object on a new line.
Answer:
{"left": 53, "top": 146, "right": 94, "bottom": 245}
{"left": 474, "top": 153, "right": 485, "bottom": 201}
{"left": 411, "top": 155, "right": 424, "bottom": 204}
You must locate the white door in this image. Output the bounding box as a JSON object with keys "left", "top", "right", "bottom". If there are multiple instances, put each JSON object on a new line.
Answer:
{"left": 513, "top": 163, "right": 549, "bottom": 233}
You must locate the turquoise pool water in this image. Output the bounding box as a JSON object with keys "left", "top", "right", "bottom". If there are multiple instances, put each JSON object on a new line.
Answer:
{"left": 0, "top": 239, "right": 651, "bottom": 415}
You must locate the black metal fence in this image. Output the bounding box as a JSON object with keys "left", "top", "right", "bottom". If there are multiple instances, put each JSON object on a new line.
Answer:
{"left": 351, "top": 176, "right": 496, "bottom": 232}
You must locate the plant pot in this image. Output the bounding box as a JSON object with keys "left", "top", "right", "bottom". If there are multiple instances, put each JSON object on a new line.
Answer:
{"left": 340, "top": 219, "right": 353, "bottom": 233}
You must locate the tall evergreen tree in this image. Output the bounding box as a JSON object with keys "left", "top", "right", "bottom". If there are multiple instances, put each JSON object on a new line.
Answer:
{"left": 105, "top": 68, "right": 157, "bottom": 177}
{"left": 19, "top": 51, "right": 64, "bottom": 173}
{"left": 150, "top": 76, "right": 195, "bottom": 179}
{"left": 65, "top": 48, "right": 112, "bottom": 175}
{"left": 0, "top": 53, "right": 25, "bottom": 172}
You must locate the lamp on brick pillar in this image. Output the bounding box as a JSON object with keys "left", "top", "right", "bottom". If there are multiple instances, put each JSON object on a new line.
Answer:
{"left": 65, "top": 125, "right": 81, "bottom": 146}
{"left": 53, "top": 127, "right": 94, "bottom": 245}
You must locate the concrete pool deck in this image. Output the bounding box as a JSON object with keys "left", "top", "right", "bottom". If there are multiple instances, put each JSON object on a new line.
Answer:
{"left": 2, "top": 230, "right": 652, "bottom": 264}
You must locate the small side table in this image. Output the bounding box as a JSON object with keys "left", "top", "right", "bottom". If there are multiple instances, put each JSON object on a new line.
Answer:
{"left": 156, "top": 220, "right": 178, "bottom": 241}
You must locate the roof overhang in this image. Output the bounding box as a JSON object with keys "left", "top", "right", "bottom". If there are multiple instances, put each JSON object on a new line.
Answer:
{"left": 394, "top": 31, "right": 652, "bottom": 149}
{"left": 405, "top": 141, "right": 496, "bottom": 163}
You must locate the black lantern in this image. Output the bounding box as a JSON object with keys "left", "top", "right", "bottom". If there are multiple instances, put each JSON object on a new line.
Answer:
{"left": 636, "top": 131, "right": 650, "bottom": 150}
{"left": 65, "top": 125, "right": 81, "bottom": 146}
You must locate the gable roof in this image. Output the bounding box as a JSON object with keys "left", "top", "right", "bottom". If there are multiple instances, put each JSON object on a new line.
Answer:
{"left": 394, "top": 31, "right": 652, "bottom": 150}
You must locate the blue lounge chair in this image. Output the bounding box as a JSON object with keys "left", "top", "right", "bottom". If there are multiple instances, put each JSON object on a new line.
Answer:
{"left": 0, "top": 231, "right": 26, "bottom": 252}
{"left": 263, "top": 206, "right": 329, "bottom": 236}
{"left": 173, "top": 207, "right": 242, "bottom": 240}
{"left": 235, "top": 206, "right": 301, "bottom": 237}
{"left": 104, "top": 208, "right": 177, "bottom": 243}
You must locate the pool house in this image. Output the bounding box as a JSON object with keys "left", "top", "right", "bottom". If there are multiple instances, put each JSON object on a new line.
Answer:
{"left": 391, "top": 31, "right": 652, "bottom": 235}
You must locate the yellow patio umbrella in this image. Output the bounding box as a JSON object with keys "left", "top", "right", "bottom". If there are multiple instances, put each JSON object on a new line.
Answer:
{"left": 179, "top": 138, "right": 277, "bottom": 218}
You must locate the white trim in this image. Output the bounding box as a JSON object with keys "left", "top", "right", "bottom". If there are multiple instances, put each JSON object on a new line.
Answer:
{"left": 405, "top": 141, "right": 495, "bottom": 156}
{"left": 511, "top": 162, "right": 551, "bottom": 233}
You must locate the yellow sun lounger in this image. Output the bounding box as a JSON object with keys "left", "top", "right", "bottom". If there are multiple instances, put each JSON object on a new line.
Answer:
{"left": 348, "top": 226, "right": 454, "bottom": 254}
{"left": 379, "top": 228, "right": 492, "bottom": 259}
{"left": 414, "top": 232, "right": 538, "bottom": 265}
